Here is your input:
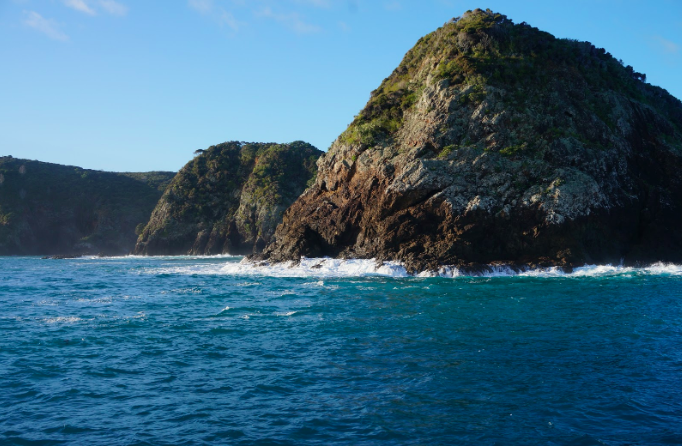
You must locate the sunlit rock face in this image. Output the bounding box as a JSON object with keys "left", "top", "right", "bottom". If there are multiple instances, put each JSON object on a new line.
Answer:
{"left": 260, "top": 9, "right": 682, "bottom": 272}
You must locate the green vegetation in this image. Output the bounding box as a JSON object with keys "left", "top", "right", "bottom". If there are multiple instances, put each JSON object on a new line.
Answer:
{"left": 458, "top": 85, "right": 486, "bottom": 105}
{"left": 499, "top": 143, "right": 528, "bottom": 156}
{"left": 0, "top": 155, "right": 174, "bottom": 255}
{"left": 135, "top": 141, "right": 322, "bottom": 255}
{"left": 306, "top": 172, "right": 318, "bottom": 188}
{"left": 336, "top": 8, "right": 682, "bottom": 155}
{"left": 438, "top": 145, "right": 457, "bottom": 158}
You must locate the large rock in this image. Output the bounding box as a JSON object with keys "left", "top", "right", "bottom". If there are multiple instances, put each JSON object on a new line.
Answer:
{"left": 0, "top": 156, "right": 174, "bottom": 256}
{"left": 261, "top": 9, "right": 682, "bottom": 272}
{"left": 134, "top": 141, "right": 322, "bottom": 255}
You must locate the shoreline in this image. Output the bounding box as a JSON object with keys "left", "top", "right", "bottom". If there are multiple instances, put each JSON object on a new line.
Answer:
{"left": 5, "top": 254, "right": 678, "bottom": 278}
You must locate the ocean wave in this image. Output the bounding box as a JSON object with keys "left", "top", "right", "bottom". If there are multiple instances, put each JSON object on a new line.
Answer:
{"left": 220, "top": 258, "right": 682, "bottom": 279}
{"left": 220, "top": 258, "right": 411, "bottom": 278}
{"left": 275, "top": 311, "right": 297, "bottom": 317}
{"left": 142, "top": 256, "right": 682, "bottom": 279}
{"left": 42, "top": 316, "right": 83, "bottom": 324}
{"left": 433, "top": 262, "right": 682, "bottom": 278}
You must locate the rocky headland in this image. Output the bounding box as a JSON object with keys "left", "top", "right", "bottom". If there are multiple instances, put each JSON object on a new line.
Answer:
{"left": 0, "top": 156, "right": 174, "bottom": 256}
{"left": 134, "top": 141, "right": 322, "bottom": 255}
{"left": 259, "top": 9, "right": 682, "bottom": 273}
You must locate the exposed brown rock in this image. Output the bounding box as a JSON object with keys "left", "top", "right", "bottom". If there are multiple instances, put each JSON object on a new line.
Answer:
{"left": 259, "top": 9, "right": 682, "bottom": 273}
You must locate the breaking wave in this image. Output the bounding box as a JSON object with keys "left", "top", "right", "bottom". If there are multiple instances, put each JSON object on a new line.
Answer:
{"left": 221, "top": 257, "right": 411, "bottom": 278}
{"left": 191, "top": 258, "right": 682, "bottom": 279}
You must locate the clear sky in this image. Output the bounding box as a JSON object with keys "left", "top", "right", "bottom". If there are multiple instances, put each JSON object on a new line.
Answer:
{"left": 1, "top": 0, "right": 680, "bottom": 172}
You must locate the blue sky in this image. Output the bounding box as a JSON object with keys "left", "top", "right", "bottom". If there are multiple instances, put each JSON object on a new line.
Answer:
{"left": 1, "top": 0, "right": 680, "bottom": 172}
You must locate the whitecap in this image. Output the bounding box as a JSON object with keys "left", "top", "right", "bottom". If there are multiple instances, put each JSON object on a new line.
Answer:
{"left": 276, "top": 311, "right": 297, "bottom": 317}
{"left": 169, "top": 287, "right": 203, "bottom": 294}
{"left": 568, "top": 262, "right": 682, "bottom": 277}
{"left": 302, "top": 280, "right": 325, "bottom": 287}
{"left": 220, "top": 257, "right": 410, "bottom": 278}
{"left": 43, "top": 316, "right": 82, "bottom": 324}
{"left": 138, "top": 255, "right": 682, "bottom": 279}
{"left": 639, "top": 262, "right": 682, "bottom": 276}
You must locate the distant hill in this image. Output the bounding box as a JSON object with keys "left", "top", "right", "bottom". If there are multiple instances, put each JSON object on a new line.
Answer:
{"left": 0, "top": 156, "right": 174, "bottom": 256}
{"left": 134, "top": 141, "right": 322, "bottom": 255}
{"left": 261, "top": 9, "right": 682, "bottom": 272}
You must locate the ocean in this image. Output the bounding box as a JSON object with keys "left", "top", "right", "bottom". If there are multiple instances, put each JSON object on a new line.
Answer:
{"left": 1, "top": 256, "right": 681, "bottom": 445}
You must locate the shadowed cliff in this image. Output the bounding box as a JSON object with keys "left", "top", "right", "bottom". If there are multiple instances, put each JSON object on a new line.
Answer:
{"left": 0, "top": 156, "right": 174, "bottom": 256}
{"left": 134, "top": 141, "right": 322, "bottom": 255}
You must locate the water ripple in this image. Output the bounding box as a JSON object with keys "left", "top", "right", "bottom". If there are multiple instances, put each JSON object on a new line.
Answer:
{"left": 0, "top": 256, "right": 681, "bottom": 445}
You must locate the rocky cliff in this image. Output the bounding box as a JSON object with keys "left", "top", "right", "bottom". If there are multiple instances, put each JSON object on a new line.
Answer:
{"left": 134, "top": 141, "right": 322, "bottom": 255}
{"left": 261, "top": 9, "right": 682, "bottom": 272}
{"left": 0, "top": 156, "right": 174, "bottom": 256}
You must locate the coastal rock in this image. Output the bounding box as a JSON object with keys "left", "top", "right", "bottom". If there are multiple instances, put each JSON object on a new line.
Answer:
{"left": 260, "top": 9, "right": 682, "bottom": 272}
{"left": 134, "top": 141, "right": 322, "bottom": 255}
{"left": 0, "top": 156, "right": 174, "bottom": 256}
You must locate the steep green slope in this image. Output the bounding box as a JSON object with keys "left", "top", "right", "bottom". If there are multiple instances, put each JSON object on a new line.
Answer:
{"left": 261, "top": 9, "right": 682, "bottom": 272}
{"left": 0, "top": 156, "right": 174, "bottom": 255}
{"left": 341, "top": 9, "right": 681, "bottom": 151}
{"left": 134, "top": 141, "right": 322, "bottom": 255}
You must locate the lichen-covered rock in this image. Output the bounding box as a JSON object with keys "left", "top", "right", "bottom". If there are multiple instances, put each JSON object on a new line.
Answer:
{"left": 260, "top": 9, "right": 682, "bottom": 272}
{"left": 0, "top": 156, "right": 174, "bottom": 255}
{"left": 134, "top": 141, "right": 322, "bottom": 255}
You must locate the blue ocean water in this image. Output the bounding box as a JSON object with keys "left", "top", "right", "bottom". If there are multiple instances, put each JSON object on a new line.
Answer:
{"left": 1, "top": 256, "right": 682, "bottom": 446}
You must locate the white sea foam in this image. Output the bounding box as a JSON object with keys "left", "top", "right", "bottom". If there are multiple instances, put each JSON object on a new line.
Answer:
{"left": 142, "top": 256, "right": 682, "bottom": 279}
{"left": 302, "top": 280, "right": 325, "bottom": 287}
{"left": 570, "top": 263, "right": 682, "bottom": 277}
{"left": 43, "top": 316, "right": 82, "bottom": 324}
{"left": 169, "top": 287, "right": 203, "bottom": 294}
{"left": 220, "top": 257, "right": 411, "bottom": 278}
{"left": 223, "top": 258, "right": 682, "bottom": 279}
{"left": 413, "top": 262, "right": 682, "bottom": 278}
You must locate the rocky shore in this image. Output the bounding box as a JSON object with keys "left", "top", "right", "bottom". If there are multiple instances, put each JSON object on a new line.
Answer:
{"left": 4, "top": 10, "right": 681, "bottom": 269}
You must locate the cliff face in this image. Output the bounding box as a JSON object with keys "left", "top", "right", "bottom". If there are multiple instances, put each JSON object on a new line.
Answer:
{"left": 0, "top": 156, "right": 174, "bottom": 256}
{"left": 134, "top": 141, "right": 322, "bottom": 255}
{"left": 261, "top": 9, "right": 682, "bottom": 272}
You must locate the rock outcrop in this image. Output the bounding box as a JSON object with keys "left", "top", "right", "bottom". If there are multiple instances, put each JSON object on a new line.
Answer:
{"left": 134, "top": 141, "right": 322, "bottom": 255}
{"left": 0, "top": 156, "right": 174, "bottom": 255}
{"left": 260, "top": 9, "right": 682, "bottom": 272}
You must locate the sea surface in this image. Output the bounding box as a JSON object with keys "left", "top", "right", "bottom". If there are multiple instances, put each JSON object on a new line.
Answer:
{"left": 1, "top": 256, "right": 682, "bottom": 445}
